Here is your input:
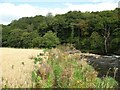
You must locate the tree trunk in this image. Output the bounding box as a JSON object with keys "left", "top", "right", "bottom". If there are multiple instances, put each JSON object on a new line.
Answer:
{"left": 104, "top": 37, "right": 108, "bottom": 54}
{"left": 103, "top": 24, "right": 110, "bottom": 54}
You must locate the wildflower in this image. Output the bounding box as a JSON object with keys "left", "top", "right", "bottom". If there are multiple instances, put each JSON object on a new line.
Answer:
{"left": 77, "top": 81, "right": 80, "bottom": 83}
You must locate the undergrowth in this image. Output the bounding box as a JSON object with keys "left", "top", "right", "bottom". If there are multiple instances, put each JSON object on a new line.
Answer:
{"left": 32, "top": 48, "right": 118, "bottom": 88}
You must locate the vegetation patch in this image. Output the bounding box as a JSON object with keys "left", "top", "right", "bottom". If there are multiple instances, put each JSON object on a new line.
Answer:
{"left": 32, "top": 48, "right": 118, "bottom": 88}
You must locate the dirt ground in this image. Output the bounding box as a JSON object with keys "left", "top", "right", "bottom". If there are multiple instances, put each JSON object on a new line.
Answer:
{"left": 0, "top": 47, "right": 43, "bottom": 88}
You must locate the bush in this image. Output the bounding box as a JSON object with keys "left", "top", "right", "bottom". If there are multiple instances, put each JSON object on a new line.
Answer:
{"left": 42, "top": 31, "right": 60, "bottom": 48}
{"left": 32, "top": 37, "right": 43, "bottom": 48}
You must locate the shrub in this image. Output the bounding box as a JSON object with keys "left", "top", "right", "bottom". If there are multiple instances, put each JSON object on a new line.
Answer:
{"left": 42, "top": 31, "right": 60, "bottom": 48}
{"left": 32, "top": 37, "right": 43, "bottom": 48}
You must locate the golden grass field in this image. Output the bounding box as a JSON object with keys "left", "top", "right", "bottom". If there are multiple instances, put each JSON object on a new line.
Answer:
{"left": 0, "top": 47, "right": 43, "bottom": 88}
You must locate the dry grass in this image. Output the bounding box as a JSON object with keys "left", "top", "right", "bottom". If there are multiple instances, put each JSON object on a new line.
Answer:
{"left": 0, "top": 47, "right": 43, "bottom": 88}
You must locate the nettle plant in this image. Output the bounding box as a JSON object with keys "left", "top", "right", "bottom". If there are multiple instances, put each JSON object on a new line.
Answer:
{"left": 31, "top": 48, "right": 118, "bottom": 88}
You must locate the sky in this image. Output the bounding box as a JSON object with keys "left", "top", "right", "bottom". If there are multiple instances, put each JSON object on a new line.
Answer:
{"left": 0, "top": 0, "right": 119, "bottom": 25}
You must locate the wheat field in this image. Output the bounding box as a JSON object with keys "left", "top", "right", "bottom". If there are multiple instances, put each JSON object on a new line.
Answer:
{"left": 0, "top": 47, "right": 43, "bottom": 88}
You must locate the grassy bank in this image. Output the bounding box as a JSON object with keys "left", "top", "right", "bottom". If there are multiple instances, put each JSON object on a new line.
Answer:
{"left": 31, "top": 48, "right": 118, "bottom": 88}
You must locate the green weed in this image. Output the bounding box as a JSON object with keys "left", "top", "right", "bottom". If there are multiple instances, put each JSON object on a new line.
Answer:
{"left": 32, "top": 48, "right": 118, "bottom": 88}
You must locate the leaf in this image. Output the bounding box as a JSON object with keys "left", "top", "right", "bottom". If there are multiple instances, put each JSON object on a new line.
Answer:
{"left": 32, "top": 71, "right": 36, "bottom": 81}
{"left": 37, "top": 76, "right": 41, "bottom": 81}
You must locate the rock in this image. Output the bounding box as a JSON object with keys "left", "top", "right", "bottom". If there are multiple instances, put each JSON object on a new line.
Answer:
{"left": 81, "top": 54, "right": 120, "bottom": 86}
{"left": 66, "top": 50, "right": 81, "bottom": 54}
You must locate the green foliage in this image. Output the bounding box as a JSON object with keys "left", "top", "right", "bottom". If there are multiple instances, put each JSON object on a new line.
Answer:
{"left": 33, "top": 55, "right": 43, "bottom": 64}
{"left": 110, "top": 28, "right": 120, "bottom": 54}
{"left": 2, "top": 8, "right": 119, "bottom": 55}
{"left": 90, "top": 31, "right": 104, "bottom": 53}
{"left": 76, "top": 38, "right": 90, "bottom": 52}
{"left": 81, "top": 38, "right": 90, "bottom": 49}
{"left": 7, "top": 29, "right": 24, "bottom": 47}
{"left": 32, "top": 37, "right": 43, "bottom": 48}
{"left": 32, "top": 71, "right": 41, "bottom": 82}
{"left": 32, "top": 48, "right": 118, "bottom": 88}
{"left": 42, "top": 31, "right": 60, "bottom": 48}
{"left": 94, "top": 77, "right": 118, "bottom": 88}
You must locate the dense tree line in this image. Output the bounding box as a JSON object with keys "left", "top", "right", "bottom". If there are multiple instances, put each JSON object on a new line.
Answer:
{"left": 2, "top": 8, "right": 120, "bottom": 55}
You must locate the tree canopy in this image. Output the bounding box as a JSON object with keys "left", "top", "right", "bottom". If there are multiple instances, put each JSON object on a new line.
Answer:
{"left": 2, "top": 8, "right": 120, "bottom": 55}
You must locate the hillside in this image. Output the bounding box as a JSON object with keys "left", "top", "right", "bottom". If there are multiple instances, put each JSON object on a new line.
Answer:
{"left": 2, "top": 8, "right": 120, "bottom": 55}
